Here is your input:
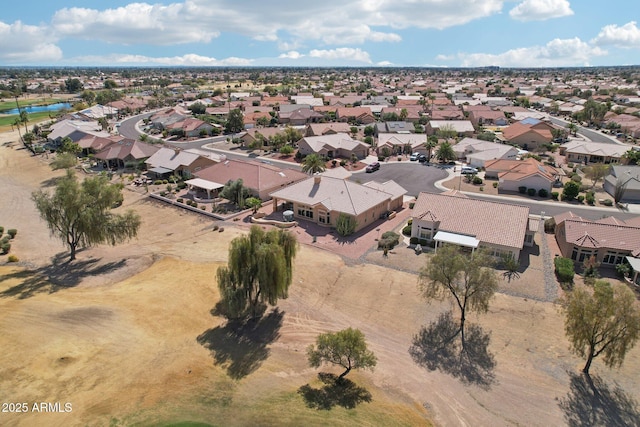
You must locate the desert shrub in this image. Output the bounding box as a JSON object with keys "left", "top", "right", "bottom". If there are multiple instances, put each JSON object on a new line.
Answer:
{"left": 177, "top": 198, "right": 184, "bottom": 203}
{"left": 378, "top": 231, "right": 400, "bottom": 250}
{"left": 402, "top": 225, "right": 412, "bottom": 236}
{"left": 518, "top": 186, "right": 527, "bottom": 194}
{"left": 577, "top": 195, "right": 585, "bottom": 203}
{"left": 585, "top": 192, "right": 595, "bottom": 205}
{"left": 8, "top": 254, "right": 18, "bottom": 262}
{"left": 602, "top": 199, "right": 613, "bottom": 206}
{"left": 544, "top": 217, "right": 556, "bottom": 233}
{"left": 200, "top": 205, "right": 206, "bottom": 210}
{"left": 480, "top": 186, "right": 484, "bottom": 191}
{"left": 571, "top": 174, "right": 582, "bottom": 182}
{"left": 162, "top": 179, "right": 169, "bottom": 185}
{"left": 554, "top": 256, "right": 575, "bottom": 285}
{"left": 579, "top": 184, "right": 590, "bottom": 192}
{"left": 154, "top": 179, "right": 163, "bottom": 185}
{"left": 409, "top": 237, "right": 419, "bottom": 245}
{"left": 407, "top": 218, "right": 412, "bottom": 226}
{"left": 493, "top": 182, "right": 498, "bottom": 188}
{"left": 616, "top": 262, "right": 630, "bottom": 278}
{"left": 409, "top": 202, "right": 415, "bottom": 209}
{"left": 0, "top": 226, "right": 3, "bottom": 235}
{"left": 213, "top": 224, "right": 219, "bottom": 231}
{"left": 335, "top": 213, "right": 357, "bottom": 236}
{"left": 218, "top": 227, "right": 224, "bottom": 232}
{"left": 472, "top": 176, "right": 483, "bottom": 185}
{"left": 1, "top": 236, "right": 8, "bottom": 245}
{"left": 7, "top": 229, "right": 17, "bottom": 239}
{"left": 527, "top": 188, "right": 536, "bottom": 196}
{"left": 419, "top": 238, "right": 429, "bottom": 246}
{"left": 1, "top": 242, "right": 10, "bottom": 254}
{"left": 160, "top": 191, "right": 167, "bottom": 197}
{"left": 377, "top": 156, "right": 385, "bottom": 162}
{"left": 538, "top": 188, "right": 548, "bottom": 198}
{"left": 177, "top": 181, "right": 187, "bottom": 190}
{"left": 551, "top": 191, "right": 559, "bottom": 200}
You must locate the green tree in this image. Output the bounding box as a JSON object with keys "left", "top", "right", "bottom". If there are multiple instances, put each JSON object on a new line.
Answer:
{"left": 623, "top": 149, "right": 640, "bottom": 165}
{"left": 58, "top": 137, "right": 81, "bottom": 154}
{"left": 50, "top": 152, "right": 79, "bottom": 170}
{"left": 563, "top": 281, "right": 640, "bottom": 375}
{"left": 220, "top": 178, "right": 250, "bottom": 208}
{"left": 436, "top": 124, "right": 457, "bottom": 142}
{"left": 216, "top": 225, "right": 297, "bottom": 318}
{"left": 19, "top": 110, "right": 29, "bottom": 134}
{"left": 279, "top": 145, "right": 294, "bottom": 156}
{"left": 307, "top": 328, "right": 377, "bottom": 380}
{"left": 65, "top": 78, "right": 84, "bottom": 93}
{"left": 435, "top": 141, "right": 456, "bottom": 163}
{"left": 225, "top": 108, "right": 244, "bottom": 134}
{"left": 80, "top": 90, "right": 96, "bottom": 105}
{"left": 335, "top": 213, "right": 357, "bottom": 236}
{"left": 562, "top": 180, "right": 580, "bottom": 201}
{"left": 567, "top": 123, "right": 579, "bottom": 137}
{"left": 418, "top": 245, "right": 498, "bottom": 348}
{"left": 424, "top": 135, "right": 438, "bottom": 160}
{"left": 245, "top": 197, "right": 262, "bottom": 214}
{"left": 32, "top": 169, "right": 141, "bottom": 261}
{"left": 301, "top": 153, "right": 326, "bottom": 175}
{"left": 103, "top": 79, "right": 117, "bottom": 89}
{"left": 188, "top": 101, "right": 206, "bottom": 115}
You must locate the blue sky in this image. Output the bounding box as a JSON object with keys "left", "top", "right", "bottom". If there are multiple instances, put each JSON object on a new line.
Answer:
{"left": 1, "top": 0, "right": 639, "bottom": 67}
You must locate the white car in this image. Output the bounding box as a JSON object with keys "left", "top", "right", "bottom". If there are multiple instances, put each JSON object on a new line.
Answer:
{"left": 460, "top": 166, "right": 478, "bottom": 174}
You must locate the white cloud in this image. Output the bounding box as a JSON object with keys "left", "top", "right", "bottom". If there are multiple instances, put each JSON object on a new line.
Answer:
{"left": 70, "top": 53, "right": 253, "bottom": 66}
{"left": 52, "top": 3, "right": 219, "bottom": 45}
{"left": 453, "top": 38, "right": 606, "bottom": 67}
{"left": 309, "top": 48, "right": 372, "bottom": 63}
{"left": 509, "top": 0, "right": 573, "bottom": 22}
{"left": 376, "top": 61, "right": 394, "bottom": 66}
{"left": 0, "top": 21, "right": 62, "bottom": 64}
{"left": 48, "top": 0, "right": 503, "bottom": 48}
{"left": 592, "top": 21, "right": 640, "bottom": 48}
{"left": 278, "top": 51, "right": 304, "bottom": 59}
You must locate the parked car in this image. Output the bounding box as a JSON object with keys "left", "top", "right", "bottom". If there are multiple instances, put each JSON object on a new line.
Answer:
{"left": 417, "top": 154, "right": 428, "bottom": 163}
{"left": 461, "top": 166, "right": 478, "bottom": 174}
{"left": 365, "top": 162, "right": 380, "bottom": 173}
{"left": 410, "top": 152, "right": 421, "bottom": 161}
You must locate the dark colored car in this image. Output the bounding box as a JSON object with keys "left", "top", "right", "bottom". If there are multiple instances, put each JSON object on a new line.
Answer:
{"left": 417, "top": 154, "right": 427, "bottom": 163}
{"left": 365, "top": 162, "right": 380, "bottom": 172}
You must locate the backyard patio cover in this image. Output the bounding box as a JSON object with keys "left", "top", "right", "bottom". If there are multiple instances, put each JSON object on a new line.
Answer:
{"left": 149, "top": 166, "right": 173, "bottom": 175}
{"left": 434, "top": 231, "right": 480, "bottom": 249}
{"left": 185, "top": 178, "right": 224, "bottom": 191}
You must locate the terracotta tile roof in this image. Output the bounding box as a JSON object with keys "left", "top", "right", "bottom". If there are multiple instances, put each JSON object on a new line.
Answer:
{"left": 195, "top": 159, "right": 308, "bottom": 195}
{"left": 485, "top": 158, "right": 557, "bottom": 182}
{"left": 412, "top": 192, "right": 530, "bottom": 249}
{"left": 562, "top": 218, "right": 640, "bottom": 253}
{"left": 95, "top": 139, "right": 159, "bottom": 161}
{"left": 270, "top": 176, "right": 403, "bottom": 216}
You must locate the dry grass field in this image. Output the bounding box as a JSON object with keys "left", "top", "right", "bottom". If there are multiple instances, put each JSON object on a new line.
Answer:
{"left": 1, "top": 128, "right": 639, "bottom": 427}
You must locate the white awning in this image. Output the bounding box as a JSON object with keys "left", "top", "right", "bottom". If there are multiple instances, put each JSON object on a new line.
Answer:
{"left": 434, "top": 231, "right": 480, "bottom": 248}
{"left": 185, "top": 178, "right": 224, "bottom": 191}
{"left": 626, "top": 256, "right": 640, "bottom": 272}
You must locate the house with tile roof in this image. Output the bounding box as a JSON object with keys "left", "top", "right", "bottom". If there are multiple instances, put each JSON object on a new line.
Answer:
{"left": 376, "top": 133, "right": 427, "bottom": 156}
{"left": 304, "top": 122, "right": 352, "bottom": 137}
{"left": 165, "top": 117, "right": 215, "bottom": 137}
{"left": 297, "top": 133, "right": 369, "bottom": 160}
{"left": 485, "top": 157, "right": 559, "bottom": 193}
{"left": 144, "top": 147, "right": 218, "bottom": 178}
{"left": 425, "top": 120, "right": 475, "bottom": 136}
{"left": 453, "top": 137, "right": 519, "bottom": 168}
{"left": 559, "top": 140, "right": 628, "bottom": 164}
{"left": 47, "top": 119, "right": 110, "bottom": 144}
{"left": 335, "top": 107, "right": 376, "bottom": 124}
{"left": 501, "top": 117, "right": 555, "bottom": 151}
{"left": 553, "top": 211, "right": 640, "bottom": 267}
{"left": 411, "top": 191, "right": 533, "bottom": 260}
{"left": 278, "top": 108, "right": 324, "bottom": 125}
{"left": 270, "top": 175, "right": 406, "bottom": 232}
{"left": 603, "top": 165, "right": 640, "bottom": 203}
{"left": 94, "top": 139, "right": 160, "bottom": 169}
{"left": 194, "top": 159, "right": 308, "bottom": 200}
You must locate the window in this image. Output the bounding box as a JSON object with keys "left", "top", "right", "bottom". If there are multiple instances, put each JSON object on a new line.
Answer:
{"left": 297, "top": 206, "right": 313, "bottom": 219}
{"left": 603, "top": 251, "right": 626, "bottom": 265}
{"left": 571, "top": 247, "right": 594, "bottom": 262}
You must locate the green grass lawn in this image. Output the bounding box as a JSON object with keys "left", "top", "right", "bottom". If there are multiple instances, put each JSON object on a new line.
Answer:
{"left": 0, "top": 111, "right": 55, "bottom": 132}
{"left": 0, "top": 97, "right": 66, "bottom": 111}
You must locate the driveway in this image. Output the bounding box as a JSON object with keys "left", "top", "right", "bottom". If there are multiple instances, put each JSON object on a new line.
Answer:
{"left": 348, "top": 161, "right": 448, "bottom": 196}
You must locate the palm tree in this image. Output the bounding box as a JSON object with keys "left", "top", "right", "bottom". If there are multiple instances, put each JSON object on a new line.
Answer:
{"left": 302, "top": 153, "right": 326, "bottom": 175}
{"left": 435, "top": 141, "right": 456, "bottom": 163}
{"left": 424, "top": 136, "right": 438, "bottom": 161}
{"left": 567, "top": 123, "right": 578, "bottom": 137}
{"left": 20, "top": 110, "right": 29, "bottom": 134}
{"left": 13, "top": 117, "right": 23, "bottom": 142}
{"left": 501, "top": 254, "right": 521, "bottom": 283}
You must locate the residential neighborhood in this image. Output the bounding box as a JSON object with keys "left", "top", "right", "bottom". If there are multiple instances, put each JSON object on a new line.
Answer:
{"left": 2, "top": 65, "right": 640, "bottom": 426}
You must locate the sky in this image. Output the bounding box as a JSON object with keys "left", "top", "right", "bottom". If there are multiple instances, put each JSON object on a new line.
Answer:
{"left": 1, "top": 0, "right": 640, "bottom": 68}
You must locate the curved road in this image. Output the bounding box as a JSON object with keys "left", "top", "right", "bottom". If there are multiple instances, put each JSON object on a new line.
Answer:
{"left": 352, "top": 162, "right": 638, "bottom": 221}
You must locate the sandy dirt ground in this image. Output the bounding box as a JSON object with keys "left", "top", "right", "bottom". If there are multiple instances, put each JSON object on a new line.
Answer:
{"left": 1, "top": 128, "right": 639, "bottom": 427}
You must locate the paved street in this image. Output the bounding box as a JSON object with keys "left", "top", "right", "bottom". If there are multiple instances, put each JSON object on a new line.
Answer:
{"left": 349, "top": 161, "right": 448, "bottom": 196}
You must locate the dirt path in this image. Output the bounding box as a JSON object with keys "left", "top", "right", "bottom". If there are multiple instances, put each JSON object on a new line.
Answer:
{"left": 1, "top": 129, "right": 639, "bottom": 426}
